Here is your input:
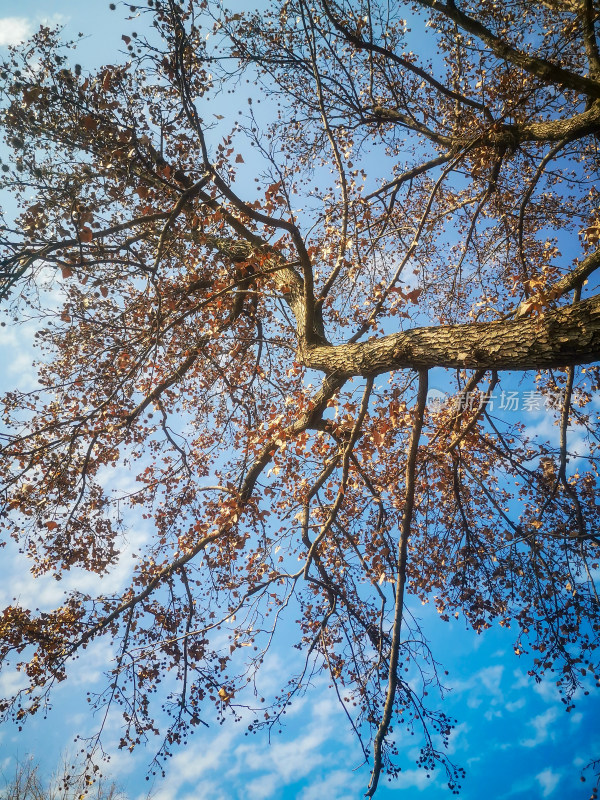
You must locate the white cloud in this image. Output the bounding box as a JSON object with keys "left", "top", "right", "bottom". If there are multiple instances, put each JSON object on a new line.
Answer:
{"left": 536, "top": 767, "right": 561, "bottom": 797}
{"left": 497, "top": 776, "right": 536, "bottom": 799}
{"left": 114, "top": 680, "right": 364, "bottom": 800}
{"left": 452, "top": 664, "right": 504, "bottom": 710}
{"left": 0, "top": 668, "right": 29, "bottom": 698}
{"left": 0, "top": 17, "right": 32, "bottom": 46}
{"left": 236, "top": 724, "right": 329, "bottom": 782}
{"left": 512, "top": 669, "right": 530, "bottom": 690}
{"left": 390, "top": 768, "right": 432, "bottom": 791}
{"left": 520, "top": 707, "right": 558, "bottom": 748}
{"left": 298, "top": 769, "right": 363, "bottom": 800}
{"left": 479, "top": 665, "right": 504, "bottom": 695}
{"left": 174, "top": 786, "right": 227, "bottom": 800}
{"left": 149, "top": 728, "right": 237, "bottom": 800}
{"left": 523, "top": 413, "right": 589, "bottom": 470}
{"left": 68, "top": 638, "right": 114, "bottom": 687}
{"left": 0, "top": 319, "right": 41, "bottom": 392}
{"left": 510, "top": 670, "right": 559, "bottom": 704}
{"left": 244, "top": 773, "right": 280, "bottom": 800}
{"left": 446, "top": 722, "right": 470, "bottom": 755}
{"left": 533, "top": 677, "right": 561, "bottom": 704}
{"left": 484, "top": 709, "right": 502, "bottom": 721}
{"left": 0, "top": 500, "right": 152, "bottom": 615}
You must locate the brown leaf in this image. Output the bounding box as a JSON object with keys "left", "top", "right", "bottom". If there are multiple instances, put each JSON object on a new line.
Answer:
{"left": 22, "top": 86, "right": 42, "bottom": 105}
{"left": 81, "top": 116, "right": 98, "bottom": 132}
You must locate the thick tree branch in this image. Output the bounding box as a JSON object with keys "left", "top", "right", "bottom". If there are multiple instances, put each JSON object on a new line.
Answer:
{"left": 582, "top": 0, "right": 600, "bottom": 79}
{"left": 416, "top": 0, "right": 600, "bottom": 98}
{"left": 549, "top": 246, "right": 600, "bottom": 297}
{"left": 374, "top": 101, "right": 600, "bottom": 147}
{"left": 301, "top": 294, "right": 600, "bottom": 375}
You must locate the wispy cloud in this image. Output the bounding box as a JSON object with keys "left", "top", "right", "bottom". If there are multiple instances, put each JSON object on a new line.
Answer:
{"left": 0, "top": 17, "right": 32, "bottom": 47}
{"left": 0, "top": 667, "right": 29, "bottom": 698}
{"left": 391, "top": 768, "right": 432, "bottom": 791}
{"left": 511, "top": 670, "right": 559, "bottom": 704}
{"left": 536, "top": 767, "right": 561, "bottom": 797}
{"left": 532, "top": 677, "right": 561, "bottom": 704}
{"left": 446, "top": 722, "right": 470, "bottom": 755}
{"left": 119, "top": 683, "right": 361, "bottom": 800}
{"left": 520, "top": 708, "right": 559, "bottom": 748}
{"left": 244, "top": 773, "right": 280, "bottom": 800}
{"left": 234, "top": 721, "right": 329, "bottom": 782}
{"left": 297, "top": 769, "right": 363, "bottom": 800}
{"left": 149, "top": 727, "right": 237, "bottom": 800}
{"left": 451, "top": 664, "right": 505, "bottom": 710}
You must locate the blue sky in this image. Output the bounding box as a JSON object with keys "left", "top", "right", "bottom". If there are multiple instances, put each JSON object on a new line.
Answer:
{"left": 0, "top": 3, "right": 599, "bottom": 799}
{"left": 1, "top": 545, "right": 597, "bottom": 800}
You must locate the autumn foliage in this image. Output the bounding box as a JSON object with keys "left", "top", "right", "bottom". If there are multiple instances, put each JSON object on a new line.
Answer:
{"left": 1, "top": 0, "right": 600, "bottom": 795}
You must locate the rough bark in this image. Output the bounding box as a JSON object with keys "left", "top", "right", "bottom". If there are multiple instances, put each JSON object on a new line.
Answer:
{"left": 299, "top": 294, "right": 600, "bottom": 376}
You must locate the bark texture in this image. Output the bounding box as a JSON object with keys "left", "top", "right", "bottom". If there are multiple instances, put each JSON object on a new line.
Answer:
{"left": 300, "top": 294, "right": 600, "bottom": 375}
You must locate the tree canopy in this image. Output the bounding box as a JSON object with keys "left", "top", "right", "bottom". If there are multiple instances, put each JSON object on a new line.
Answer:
{"left": 1, "top": 0, "right": 599, "bottom": 795}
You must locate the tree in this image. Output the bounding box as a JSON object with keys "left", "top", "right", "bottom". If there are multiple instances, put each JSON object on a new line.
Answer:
{"left": 0, "top": 756, "right": 125, "bottom": 800}
{"left": 0, "top": 0, "right": 599, "bottom": 795}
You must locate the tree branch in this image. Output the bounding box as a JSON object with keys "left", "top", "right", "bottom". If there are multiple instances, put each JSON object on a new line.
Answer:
{"left": 302, "top": 294, "right": 600, "bottom": 375}
{"left": 415, "top": 0, "right": 600, "bottom": 98}
{"left": 367, "top": 369, "right": 429, "bottom": 796}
